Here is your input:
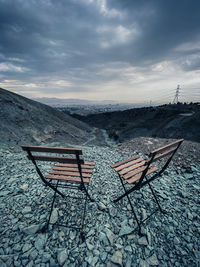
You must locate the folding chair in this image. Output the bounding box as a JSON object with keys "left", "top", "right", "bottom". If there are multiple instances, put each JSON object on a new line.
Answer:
{"left": 22, "top": 145, "right": 95, "bottom": 240}
{"left": 111, "top": 139, "right": 184, "bottom": 235}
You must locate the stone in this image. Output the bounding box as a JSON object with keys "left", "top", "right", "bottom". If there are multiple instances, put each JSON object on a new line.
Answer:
{"left": 184, "top": 173, "right": 193, "bottom": 179}
{"left": 104, "top": 228, "right": 115, "bottom": 245}
{"left": 22, "top": 224, "right": 41, "bottom": 235}
{"left": 128, "top": 234, "right": 137, "bottom": 242}
{"left": 22, "top": 243, "right": 32, "bottom": 253}
{"left": 87, "top": 229, "right": 95, "bottom": 237}
{"left": 22, "top": 206, "right": 32, "bottom": 214}
{"left": 13, "top": 243, "right": 22, "bottom": 252}
{"left": 49, "top": 257, "right": 57, "bottom": 266}
{"left": 0, "top": 190, "right": 10, "bottom": 197}
{"left": 69, "top": 231, "right": 76, "bottom": 240}
{"left": 29, "top": 249, "right": 38, "bottom": 260}
{"left": 138, "top": 236, "right": 148, "bottom": 246}
{"left": 20, "top": 183, "right": 28, "bottom": 191}
{"left": 93, "top": 249, "right": 100, "bottom": 256}
{"left": 34, "top": 234, "right": 46, "bottom": 250}
{"left": 174, "top": 237, "right": 180, "bottom": 245}
{"left": 119, "top": 226, "right": 134, "bottom": 237}
{"left": 58, "top": 231, "right": 65, "bottom": 242}
{"left": 26, "top": 260, "right": 34, "bottom": 267}
{"left": 99, "top": 232, "right": 108, "bottom": 245}
{"left": 50, "top": 208, "right": 58, "bottom": 224}
{"left": 109, "top": 207, "right": 117, "bottom": 217}
{"left": 12, "top": 218, "right": 19, "bottom": 224}
{"left": 125, "top": 256, "right": 132, "bottom": 267}
{"left": 98, "top": 202, "right": 107, "bottom": 211}
{"left": 91, "top": 256, "right": 98, "bottom": 266}
{"left": 57, "top": 249, "right": 68, "bottom": 265}
{"left": 111, "top": 251, "right": 122, "bottom": 266}
{"left": 86, "top": 254, "right": 93, "bottom": 265}
{"left": 139, "top": 259, "right": 150, "bottom": 267}
{"left": 42, "top": 253, "right": 51, "bottom": 263}
{"left": 86, "top": 241, "right": 94, "bottom": 251}
{"left": 146, "top": 253, "right": 159, "bottom": 266}
{"left": 100, "top": 252, "right": 107, "bottom": 262}
{"left": 125, "top": 245, "right": 132, "bottom": 253}
{"left": 0, "top": 259, "right": 7, "bottom": 267}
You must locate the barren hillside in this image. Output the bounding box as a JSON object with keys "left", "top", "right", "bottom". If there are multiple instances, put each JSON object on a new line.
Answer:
{"left": 0, "top": 88, "right": 93, "bottom": 147}
{"left": 73, "top": 103, "right": 200, "bottom": 143}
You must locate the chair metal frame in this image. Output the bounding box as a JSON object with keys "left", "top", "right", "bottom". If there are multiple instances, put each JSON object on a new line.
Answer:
{"left": 111, "top": 139, "right": 184, "bottom": 235}
{"left": 22, "top": 145, "right": 95, "bottom": 240}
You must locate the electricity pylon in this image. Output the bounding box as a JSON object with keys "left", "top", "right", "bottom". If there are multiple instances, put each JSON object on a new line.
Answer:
{"left": 173, "top": 85, "right": 180, "bottom": 104}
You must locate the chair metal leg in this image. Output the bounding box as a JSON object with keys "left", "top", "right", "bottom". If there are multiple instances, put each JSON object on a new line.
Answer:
{"left": 145, "top": 177, "right": 165, "bottom": 213}
{"left": 79, "top": 194, "right": 88, "bottom": 242}
{"left": 43, "top": 180, "right": 59, "bottom": 231}
{"left": 117, "top": 175, "right": 142, "bottom": 234}
{"left": 80, "top": 183, "right": 94, "bottom": 202}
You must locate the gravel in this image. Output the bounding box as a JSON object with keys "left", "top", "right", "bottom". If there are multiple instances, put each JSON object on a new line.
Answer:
{"left": 0, "top": 141, "right": 199, "bottom": 266}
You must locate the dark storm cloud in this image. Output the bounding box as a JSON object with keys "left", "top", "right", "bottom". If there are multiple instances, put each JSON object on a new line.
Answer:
{"left": 0, "top": 0, "right": 200, "bottom": 91}
{"left": 106, "top": 0, "right": 200, "bottom": 65}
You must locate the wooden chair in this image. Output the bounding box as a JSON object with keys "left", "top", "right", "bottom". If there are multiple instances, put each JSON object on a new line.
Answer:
{"left": 22, "top": 145, "right": 95, "bottom": 239}
{"left": 111, "top": 139, "right": 184, "bottom": 235}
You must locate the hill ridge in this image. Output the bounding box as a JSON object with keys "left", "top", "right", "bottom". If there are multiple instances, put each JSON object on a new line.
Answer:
{"left": 0, "top": 88, "right": 93, "bottom": 147}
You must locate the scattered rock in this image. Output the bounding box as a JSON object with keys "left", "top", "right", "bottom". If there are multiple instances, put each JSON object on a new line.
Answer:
{"left": 138, "top": 236, "right": 148, "bottom": 246}
{"left": 98, "top": 202, "right": 107, "bottom": 211}
{"left": 146, "top": 253, "right": 159, "bottom": 266}
{"left": 22, "top": 206, "right": 32, "bottom": 214}
{"left": 0, "top": 142, "right": 199, "bottom": 267}
{"left": 184, "top": 173, "right": 193, "bottom": 180}
{"left": 104, "top": 228, "right": 115, "bottom": 245}
{"left": 22, "top": 243, "right": 32, "bottom": 253}
{"left": 22, "top": 224, "right": 41, "bottom": 235}
{"left": 34, "top": 234, "right": 46, "bottom": 250}
{"left": 86, "top": 241, "right": 94, "bottom": 251}
{"left": 111, "top": 251, "right": 123, "bottom": 266}
{"left": 139, "top": 259, "right": 150, "bottom": 267}
{"left": 50, "top": 208, "right": 58, "bottom": 224}
{"left": 26, "top": 260, "right": 34, "bottom": 267}
{"left": 0, "top": 191, "right": 11, "bottom": 197}
{"left": 57, "top": 249, "right": 68, "bottom": 266}
{"left": 119, "top": 226, "right": 134, "bottom": 237}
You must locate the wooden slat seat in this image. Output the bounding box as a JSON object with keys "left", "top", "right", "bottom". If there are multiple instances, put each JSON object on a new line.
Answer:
{"left": 126, "top": 166, "right": 158, "bottom": 184}
{"left": 53, "top": 166, "right": 94, "bottom": 173}
{"left": 119, "top": 160, "right": 147, "bottom": 175}
{"left": 46, "top": 174, "right": 90, "bottom": 183}
{"left": 48, "top": 170, "right": 93, "bottom": 178}
{"left": 56, "top": 162, "right": 95, "bottom": 168}
{"left": 47, "top": 162, "right": 95, "bottom": 183}
{"left": 114, "top": 157, "right": 144, "bottom": 172}
{"left": 111, "top": 155, "right": 139, "bottom": 168}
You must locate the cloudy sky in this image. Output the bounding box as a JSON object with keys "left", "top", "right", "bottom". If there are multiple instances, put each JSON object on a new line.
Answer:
{"left": 0, "top": 0, "right": 200, "bottom": 104}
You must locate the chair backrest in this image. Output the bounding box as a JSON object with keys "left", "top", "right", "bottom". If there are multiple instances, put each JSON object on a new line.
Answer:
{"left": 21, "top": 145, "right": 84, "bottom": 164}
{"left": 149, "top": 139, "right": 184, "bottom": 163}
{"left": 136, "top": 139, "right": 184, "bottom": 187}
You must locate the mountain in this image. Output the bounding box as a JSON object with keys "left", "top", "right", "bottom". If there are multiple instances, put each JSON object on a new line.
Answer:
{"left": 32, "top": 97, "right": 133, "bottom": 107}
{"left": 0, "top": 88, "right": 93, "bottom": 147}
{"left": 73, "top": 103, "right": 200, "bottom": 143}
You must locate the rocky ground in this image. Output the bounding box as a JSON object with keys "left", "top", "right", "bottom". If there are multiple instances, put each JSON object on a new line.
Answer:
{"left": 0, "top": 138, "right": 200, "bottom": 267}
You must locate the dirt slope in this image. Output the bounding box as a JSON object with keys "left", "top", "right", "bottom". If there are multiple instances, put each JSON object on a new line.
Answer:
{"left": 0, "top": 88, "right": 92, "bottom": 147}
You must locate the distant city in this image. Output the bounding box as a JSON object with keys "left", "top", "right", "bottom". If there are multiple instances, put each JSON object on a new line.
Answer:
{"left": 33, "top": 97, "right": 151, "bottom": 115}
